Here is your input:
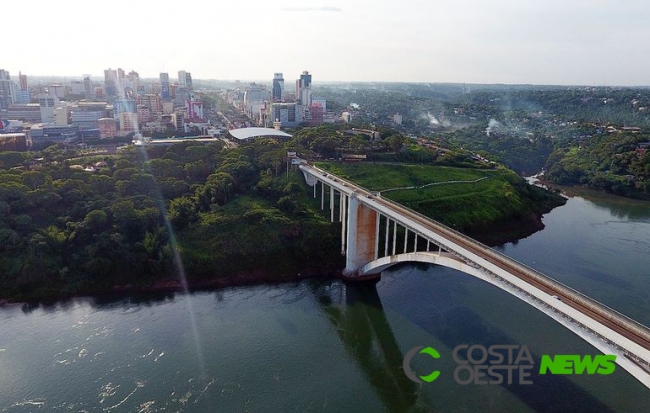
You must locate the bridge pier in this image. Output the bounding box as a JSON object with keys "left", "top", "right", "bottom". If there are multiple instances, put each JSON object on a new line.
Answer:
{"left": 343, "top": 194, "right": 380, "bottom": 279}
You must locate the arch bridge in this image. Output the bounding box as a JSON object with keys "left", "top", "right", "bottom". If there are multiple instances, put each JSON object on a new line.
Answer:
{"left": 299, "top": 162, "right": 650, "bottom": 388}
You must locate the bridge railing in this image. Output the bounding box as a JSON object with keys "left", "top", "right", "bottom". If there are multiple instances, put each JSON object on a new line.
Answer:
{"left": 371, "top": 192, "right": 650, "bottom": 344}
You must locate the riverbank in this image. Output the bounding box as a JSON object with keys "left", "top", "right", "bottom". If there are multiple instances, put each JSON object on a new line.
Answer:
{"left": 1, "top": 202, "right": 563, "bottom": 305}
{"left": 0, "top": 261, "right": 345, "bottom": 305}
{"left": 1, "top": 171, "right": 566, "bottom": 304}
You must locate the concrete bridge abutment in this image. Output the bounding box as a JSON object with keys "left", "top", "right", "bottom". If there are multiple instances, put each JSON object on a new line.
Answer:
{"left": 343, "top": 194, "right": 379, "bottom": 278}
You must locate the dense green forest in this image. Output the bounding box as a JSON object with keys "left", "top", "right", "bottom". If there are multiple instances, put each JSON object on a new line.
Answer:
{"left": 316, "top": 84, "right": 650, "bottom": 197}
{"left": 0, "top": 140, "right": 342, "bottom": 300}
{"left": 0, "top": 122, "right": 569, "bottom": 300}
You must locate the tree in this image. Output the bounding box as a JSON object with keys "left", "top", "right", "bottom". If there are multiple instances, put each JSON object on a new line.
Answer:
{"left": 20, "top": 171, "right": 45, "bottom": 190}
{"left": 169, "top": 196, "right": 197, "bottom": 228}
{"left": 386, "top": 135, "right": 407, "bottom": 152}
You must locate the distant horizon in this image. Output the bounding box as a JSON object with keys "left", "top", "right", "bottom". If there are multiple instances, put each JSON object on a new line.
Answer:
{"left": 8, "top": 73, "right": 650, "bottom": 89}
{"left": 8, "top": 0, "right": 650, "bottom": 86}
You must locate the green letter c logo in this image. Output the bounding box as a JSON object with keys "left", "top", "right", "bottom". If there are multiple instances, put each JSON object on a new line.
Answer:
{"left": 403, "top": 346, "right": 441, "bottom": 383}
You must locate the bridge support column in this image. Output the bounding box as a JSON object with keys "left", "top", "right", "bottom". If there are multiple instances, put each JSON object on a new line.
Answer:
{"left": 384, "top": 218, "right": 390, "bottom": 257}
{"left": 344, "top": 194, "right": 378, "bottom": 277}
{"left": 330, "top": 187, "right": 334, "bottom": 222}
{"left": 341, "top": 194, "right": 347, "bottom": 255}
{"left": 404, "top": 229, "right": 409, "bottom": 254}
{"left": 374, "top": 213, "right": 380, "bottom": 260}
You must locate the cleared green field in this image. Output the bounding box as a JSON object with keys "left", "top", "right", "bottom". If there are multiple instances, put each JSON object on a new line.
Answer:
{"left": 316, "top": 162, "right": 504, "bottom": 191}
{"left": 315, "top": 162, "right": 563, "bottom": 237}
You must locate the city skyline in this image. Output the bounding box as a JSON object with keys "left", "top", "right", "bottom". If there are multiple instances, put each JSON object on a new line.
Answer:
{"left": 6, "top": 0, "right": 650, "bottom": 86}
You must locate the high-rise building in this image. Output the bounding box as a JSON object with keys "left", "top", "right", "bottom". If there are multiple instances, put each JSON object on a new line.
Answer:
{"left": 18, "top": 72, "right": 27, "bottom": 91}
{"left": 54, "top": 104, "right": 69, "bottom": 126}
{"left": 126, "top": 71, "right": 140, "bottom": 98}
{"left": 186, "top": 95, "right": 204, "bottom": 122}
{"left": 14, "top": 72, "right": 30, "bottom": 104}
{"left": 160, "top": 73, "right": 170, "bottom": 99}
{"left": 104, "top": 68, "right": 125, "bottom": 97}
{"left": 296, "top": 71, "right": 312, "bottom": 105}
{"left": 70, "top": 81, "right": 85, "bottom": 96}
{"left": 113, "top": 99, "right": 137, "bottom": 115}
{"left": 98, "top": 118, "right": 118, "bottom": 138}
{"left": 83, "top": 76, "right": 93, "bottom": 99}
{"left": 266, "top": 102, "right": 302, "bottom": 127}
{"left": 118, "top": 112, "right": 138, "bottom": 134}
{"left": 243, "top": 83, "right": 269, "bottom": 123}
{"left": 272, "top": 73, "right": 284, "bottom": 102}
{"left": 178, "top": 71, "right": 187, "bottom": 89}
{"left": 178, "top": 71, "right": 193, "bottom": 91}
{"left": 139, "top": 94, "right": 163, "bottom": 115}
{"left": 137, "top": 105, "right": 150, "bottom": 123}
{"left": 47, "top": 84, "right": 65, "bottom": 99}
{"left": 0, "top": 70, "right": 16, "bottom": 110}
{"left": 38, "top": 94, "right": 59, "bottom": 123}
{"left": 14, "top": 90, "right": 30, "bottom": 104}
{"left": 104, "top": 68, "right": 118, "bottom": 97}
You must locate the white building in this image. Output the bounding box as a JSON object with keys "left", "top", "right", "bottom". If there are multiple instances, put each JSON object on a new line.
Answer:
{"left": 47, "top": 85, "right": 65, "bottom": 99}
{"left": 70, "top": 81, "right": 86, "bottom": 96}
{"left": 266, "top": 102, "right": 303, "bottom": 127}
{"left": 54, "top": 104, "right": 69, "bottom": 126}
{"left": 243, "top": 83, "right": 270, "bottom": 123}
{"left": 38, "top": 94, "right": 59, "bottom": 123}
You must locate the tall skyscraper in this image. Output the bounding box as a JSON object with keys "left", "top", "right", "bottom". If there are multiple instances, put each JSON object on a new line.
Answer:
{"left": 160, "top": 72, "right": 170, "bottom": 99}
{"left": 296, "top": 71, "right": 312, "bottom": 105}
{"left": 104, "top": 68, "right": 125, "bottom": 97}
{"left": 0, "top": 70, "right": 16, "bottom": 110}
{"left": 178, "top": 71, "right": 186, "bottom": 88}
{"left": 83, "top": 76, "right": 93, "bottom": 99}
{"left": 104, "top": 68, "right": 118, "bottom": 97}
{"left": 15, "top": 71, "right": 30, "bottom": 104}
{"left": 18, "top": 72, "right": 27, "bottom": 91}
{"left": 272, "top": 73, "right": 284, "bottom": 102}
{"left": 126, "top": 71, "right": 140, "bottom": 97}
{"left": 178, "top": 71, "right": 193, "bottom": 90}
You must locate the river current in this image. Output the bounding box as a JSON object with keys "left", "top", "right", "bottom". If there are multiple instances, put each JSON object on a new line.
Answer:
{"left": 1, "top": 189, "right": 649, "bottom": 412}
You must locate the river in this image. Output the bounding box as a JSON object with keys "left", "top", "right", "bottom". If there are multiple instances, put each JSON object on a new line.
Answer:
{"left": 1, "top": 189, "right": 649, "bottom": 412}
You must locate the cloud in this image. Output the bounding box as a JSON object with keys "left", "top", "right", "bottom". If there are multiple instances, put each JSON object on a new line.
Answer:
{"left": 281, "top": 6, "right": 342, "bottom": 12}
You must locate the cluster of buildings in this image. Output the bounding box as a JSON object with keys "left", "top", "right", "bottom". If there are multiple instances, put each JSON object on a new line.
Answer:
{"left": 0, "top": 68, "right": 209, "bottom": 149}
{"left": 225, "top": 71, "right": 331, "bottom": 128}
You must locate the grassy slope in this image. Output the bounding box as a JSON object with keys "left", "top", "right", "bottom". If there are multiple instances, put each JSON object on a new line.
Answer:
{"left": 316, "top": 162, "right": 565, "bottom": 241}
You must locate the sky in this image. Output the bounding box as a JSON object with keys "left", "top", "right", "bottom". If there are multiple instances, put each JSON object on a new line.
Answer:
{"left": 6, "top": 0, "right": 650, "bottom": 85}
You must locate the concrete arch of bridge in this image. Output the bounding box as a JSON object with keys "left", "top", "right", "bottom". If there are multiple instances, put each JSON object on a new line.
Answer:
{"left": 360, "top": 251, "right": 650, "bottom": 388}
{"left": 361, "top": 251, "right": 487, "bottom": 280}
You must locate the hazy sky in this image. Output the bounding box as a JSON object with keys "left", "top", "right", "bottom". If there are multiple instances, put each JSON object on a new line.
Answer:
{"left": 6, "top": 0, "right": 650, "bottom": 85}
